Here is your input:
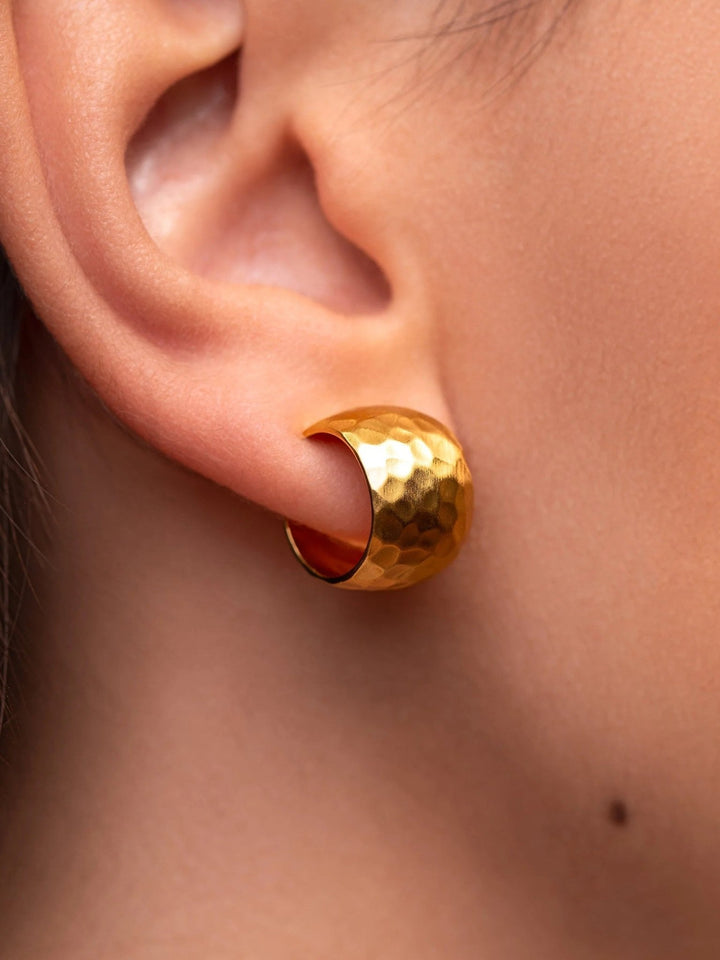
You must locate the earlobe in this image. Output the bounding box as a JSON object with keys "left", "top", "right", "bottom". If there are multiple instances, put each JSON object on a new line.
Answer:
{"left": 0, "top": 0, "right": 454, "bottom": 547}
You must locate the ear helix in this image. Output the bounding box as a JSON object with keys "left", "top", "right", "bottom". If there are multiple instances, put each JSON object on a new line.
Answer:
{"left": 284, "top": 407, "right": 473, "bottom": 591}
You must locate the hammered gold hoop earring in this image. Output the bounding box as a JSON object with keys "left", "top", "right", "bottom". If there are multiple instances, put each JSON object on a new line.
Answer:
{"left": 284, "top": 406, "right": 473, "bottom": 591}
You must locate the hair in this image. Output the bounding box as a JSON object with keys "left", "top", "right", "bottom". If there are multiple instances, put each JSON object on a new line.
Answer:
{"left": 0, "top": 246, "right": 41, "bottom": 737}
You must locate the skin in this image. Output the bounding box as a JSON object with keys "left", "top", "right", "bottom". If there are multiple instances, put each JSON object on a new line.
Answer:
{"left": 2, "top": 0, "right": 720, "bottom": 956}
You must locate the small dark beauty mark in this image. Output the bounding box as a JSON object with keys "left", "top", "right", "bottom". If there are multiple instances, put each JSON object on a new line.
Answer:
{"left": 608, "top": 799, "right": 629, "bottom": 827}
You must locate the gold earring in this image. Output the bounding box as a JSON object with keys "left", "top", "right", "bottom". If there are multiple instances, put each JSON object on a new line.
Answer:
{"left": 284, "top": 406, "right": 473, "bottom": 591}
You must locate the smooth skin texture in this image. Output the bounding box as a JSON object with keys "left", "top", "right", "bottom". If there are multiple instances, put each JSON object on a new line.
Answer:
{"left": 2, "top": 0, "right": 720, "bottom": 956}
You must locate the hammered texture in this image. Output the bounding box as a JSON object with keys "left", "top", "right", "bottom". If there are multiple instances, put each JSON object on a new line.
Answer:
{"left": 285, "top": 406, "right": 473, "bottom": 591}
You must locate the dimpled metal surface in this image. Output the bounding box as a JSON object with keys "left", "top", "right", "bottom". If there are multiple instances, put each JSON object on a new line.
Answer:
{"left": 285, "top": 406, "right": 473, "bottom": 591}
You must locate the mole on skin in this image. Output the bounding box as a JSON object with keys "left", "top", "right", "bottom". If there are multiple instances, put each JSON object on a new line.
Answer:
{"left": 608, "top": 799, "right": 629, "bottom": 827}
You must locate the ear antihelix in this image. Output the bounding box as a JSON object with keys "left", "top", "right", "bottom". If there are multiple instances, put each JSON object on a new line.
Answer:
{"left": 285, "top": 406, "right": 473, "bottom": 591}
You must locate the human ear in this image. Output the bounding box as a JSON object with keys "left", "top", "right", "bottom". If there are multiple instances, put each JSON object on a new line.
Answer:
{"left": 0, "top": 0, "right": 453, "bottom": 545}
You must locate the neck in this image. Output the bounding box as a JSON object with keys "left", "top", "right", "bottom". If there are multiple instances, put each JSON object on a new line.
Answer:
{"left": 0, "top": 323, "right": 711, "bottom": 959}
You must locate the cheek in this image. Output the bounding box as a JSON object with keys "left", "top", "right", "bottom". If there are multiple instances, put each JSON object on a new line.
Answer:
{"left": 407, "top": 0, "right": 720, "bottom": 572}
{"left": 374, "top": 0, "right": 720, "bottom": 906}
